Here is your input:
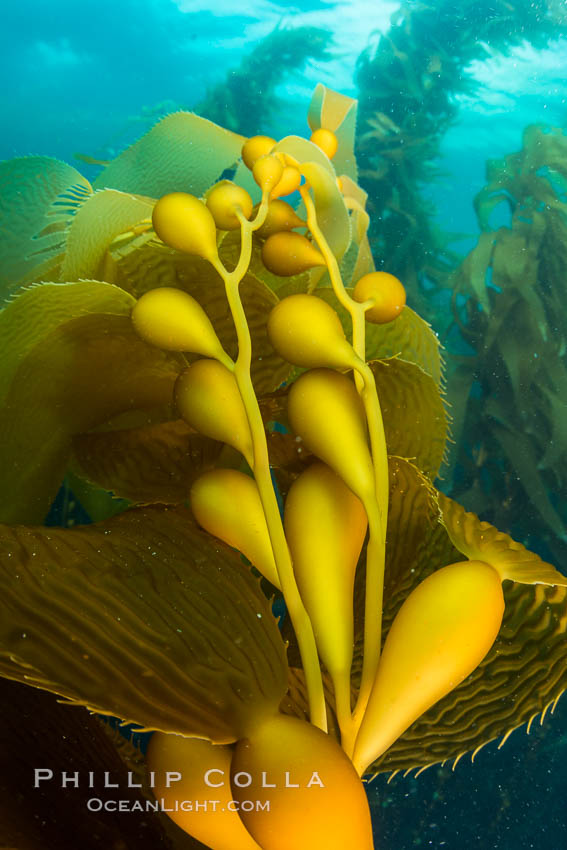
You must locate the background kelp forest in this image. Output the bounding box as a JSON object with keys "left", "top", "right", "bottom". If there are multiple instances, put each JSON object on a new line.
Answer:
{"left": 2, "top": 0, "right": 567, "bottom": 848}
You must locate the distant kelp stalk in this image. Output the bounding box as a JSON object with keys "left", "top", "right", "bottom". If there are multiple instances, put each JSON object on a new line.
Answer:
{"left": 448, "top": 124, "right": 567, "bottom": 566}
{"left": 354, "top": 0, "right": 563, "bottom": 318}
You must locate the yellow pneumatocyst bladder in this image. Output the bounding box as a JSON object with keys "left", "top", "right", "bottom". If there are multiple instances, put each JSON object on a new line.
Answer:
{"left": 152, "top": 192, "right": 219, "bottom": 263}
{"left": 352, "top": 560, "right": 505, "bottom": 775}
{"left": 242, "top": 135, "right": 277, "bottom": 170}
{"left": 267, "top": 294, "right": 357, "bottom": 370}
{"left": 310, "top": 128, "right": 338, "bottom": 160}
{"left": 190, "top": 468, "right": 280, "bottom": 588}
{"left": 206, "top": 181, "right": 253, "bottom": 230}
{"left": 287, "top": 368, "right": 374, "bottom": 503}
{"left": 253, "top": 155, "right": 285, "bottom": 193}
{"left": 147, "top": 733, "right": 262, "bottom": 850}
{"left": 255, "top": 199, "right": 305, "bottom": 237}
{"left": 284, "top": 462, "right": 367, "bottom": 683}
{"left": 230, "top": 714, "right": 374, "bottom": 850}
{"left": 131, "top": 287, "right": 227, "bottom": 360}
{"left": 353, "top": 271, "right": 406, "bottom": 324}
{"left": 270, "top": 165, "right": 302, "bottom": 200}
{"left": 262, "top": 232, "right": 325, "bottom": 276}
{"left": 175, "top": 359, "right": 253, "bottom": 466}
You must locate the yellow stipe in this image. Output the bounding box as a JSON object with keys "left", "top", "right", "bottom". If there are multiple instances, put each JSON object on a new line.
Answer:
{"left": 207, "top": 197, "right": 327, "bottom": 733}
{"left": 299, "top": 184, "right": 390, "bottom": 736}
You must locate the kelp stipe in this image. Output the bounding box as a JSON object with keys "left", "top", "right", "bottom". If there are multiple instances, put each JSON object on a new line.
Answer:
{"left": 0, "top": 85, "right": 567, "bottom": 850}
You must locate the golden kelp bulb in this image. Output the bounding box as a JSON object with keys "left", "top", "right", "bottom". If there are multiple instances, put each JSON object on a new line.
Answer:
{"left": 270, "top": 166, "right": 302, "bottom": 200}
{"left": 353, "top": 560, "right": 505, "bottom": 775}
{"left": 230, "top": 714, "right": 374, "bottom": 850}
{"left": 191, "top": 469, "right": 280, "bottom": 588}
{"left": 262, "top": 232, "right": 325, "bottom": 277}
{"left": 147, "top": 733, "right": 262, "bottom": 850}
{"left": 353, "top": 271, "right": 406, "bottom": 324}
{"left": 267, "top": 294, "right": 357, "bottom": 370}
{"left": 242, "top": 135, "right": 276, "bottom": 170}
{"left": 255, "top": 199, "right": 305, "bottom": 237}
{"left": 152, "top": 192, "right": 218, "bottom": 263}
{"left": 132, "top": 287, "right": 226, "bottom": 359}
{"left": 284, "top": 462, "right": 367, "bottom": 681}
{"left": 310, "top": 128, "right": 338, "bottom": 160}
{"left": 287, "top": 369, "right": 374, "bottom": 503}
{"left": 206, "top": 181, "right": 253, "bottom": 231}
{"left": 252, "top": 155, "right": 284, "bottom": 193}
{"left": 175, "top": 360, "right": 253, "bottom": 466}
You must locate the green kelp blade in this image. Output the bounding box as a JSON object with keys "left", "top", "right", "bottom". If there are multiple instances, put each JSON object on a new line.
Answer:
{"left": 108, "top": 234, "right": 292, "bottom": 394}
{"left": 300, "top": 161, "right": 351, "bottom": 265}
{"left": 337, "top": 181, "right": 375, "bottom": 290}
{"left": 306, "top": 83, "right": 358, "bottom": 181}
{"left": 0, "top": 506, "right": 288, "bottom": 743}
{"left": 369, "top": 357, "right": 448, "bottom": 480}
{"left": 93, "top": 112, "right": 245, "bottom": 198}
{"left": 0, "top": 157, "right": 91, "bottom": 297}
{"left": 314, "top": 287, "right": 443, "bottom": 385}
{"left": 0, "top": 281, "right": 185, "bottom": 524}
{"left": 61, "top": 189, "right": 154, "bottom": 281}
{"left": 71, "top": 419, "right": 224, "bottom": 505}
{"left": 349, "top": 459, "right": 567, "bottom": 775}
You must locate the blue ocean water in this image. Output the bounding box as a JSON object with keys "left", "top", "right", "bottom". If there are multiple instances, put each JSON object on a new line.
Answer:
{"left": 2, "top": 1, "right": 567, "bottom": 848}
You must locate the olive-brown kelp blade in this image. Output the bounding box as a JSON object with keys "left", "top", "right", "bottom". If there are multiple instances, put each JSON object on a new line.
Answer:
{"left": 0, "top": 506, "right": 288, "bottom": 743}
{"left": 369, "top": 357, "right": 448, "bottom": 480}
{"left": 71, "top": 419, "right": 224, "bottom": 505}
{"left": 355, "top": 459, "right": 567, "bottom": 774}
{"left": 0, "top": 281, "right": 184, "bottom": 524}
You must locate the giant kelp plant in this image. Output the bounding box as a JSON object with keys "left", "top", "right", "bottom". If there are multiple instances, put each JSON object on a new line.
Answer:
{"left": 354, "top": 0, "right": 561, "bottom": 310}
{"left": 0, "top": 86, "right": 567, "bottom": 850}
{"left": 448, "top": 123, "right": 567, "bottom": 567}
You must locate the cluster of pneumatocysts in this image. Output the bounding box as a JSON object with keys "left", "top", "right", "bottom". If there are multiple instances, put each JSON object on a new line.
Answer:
{"left": 130, "top": 125, "right": 506, "bottom": 850}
